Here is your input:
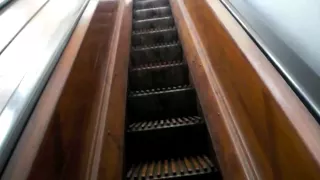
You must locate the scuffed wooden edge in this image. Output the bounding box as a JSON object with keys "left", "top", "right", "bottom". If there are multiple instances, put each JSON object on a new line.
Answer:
{"left": 1, "top": 1, "right": 98, "bottom": 179}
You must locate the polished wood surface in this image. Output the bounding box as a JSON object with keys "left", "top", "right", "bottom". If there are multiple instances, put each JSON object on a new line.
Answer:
{"left": 57, "top": 1, "right": 120, "bottom": 179}
{"left": 1, "top": 0, "right": 130, "bottom": 179}
{"left": 171, "top": 0, "right": 320, "bottom": 179}
{"left": 87, "top": 0, "right": 132, "bottom": 179}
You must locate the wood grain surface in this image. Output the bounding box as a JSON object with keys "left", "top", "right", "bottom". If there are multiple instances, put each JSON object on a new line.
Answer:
{"left": 88, "top": 0, "right": 132, "bottom": 179}
{"left": 1, "top": 0, "right": 128, "bottom": 179}
{"left": 170, "top": 0, "right": 320, "bottom": 179}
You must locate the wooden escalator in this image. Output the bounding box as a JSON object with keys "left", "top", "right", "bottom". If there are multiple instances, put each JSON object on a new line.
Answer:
{"left": 2, "top": 0, "right": 320, "bottom": 180}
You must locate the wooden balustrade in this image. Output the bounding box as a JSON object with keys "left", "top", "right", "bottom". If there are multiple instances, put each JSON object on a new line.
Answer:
{"left": 170, "top": 0, "right": 320, "bottom": 179}
{"left": 1, "top": 0, "right": 132, "bottom": 179}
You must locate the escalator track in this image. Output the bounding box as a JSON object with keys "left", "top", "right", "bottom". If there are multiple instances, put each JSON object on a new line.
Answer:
{"left": 124, "top": 0, "right": 222, "bottom": 179}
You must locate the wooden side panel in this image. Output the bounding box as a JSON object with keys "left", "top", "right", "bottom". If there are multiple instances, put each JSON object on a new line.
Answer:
{"left": 1, "top": 2, "right": 98, "bottom": 179}
{"left": 171, "top": 0, "right": 320, "bottom": 179}
{"left": 1, "top": 0, "right": 125, "bottom": 179}
{"left": 57, "top": 1, "right": 120, "bottom": 179}
{"left": 93, "top": 1, "right": 132, "bottom": 179}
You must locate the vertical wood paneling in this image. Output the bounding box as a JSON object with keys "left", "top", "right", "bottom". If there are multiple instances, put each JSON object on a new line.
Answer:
{"left": 171, "top": 0, "right": 320, "bottom": 179}
{"left": 1, "top": 0, "right": 126, "bottom": 179}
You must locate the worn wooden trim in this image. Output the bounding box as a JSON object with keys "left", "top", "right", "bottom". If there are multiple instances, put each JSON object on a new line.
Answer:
{"left": 171, "top": 0, "right": 320, "bottom": 179}
{"left": 1, "top": 1, "right": 98, "bottom": 179}
{"left": 87, "top": 0, "right": 132, "bottom": 179}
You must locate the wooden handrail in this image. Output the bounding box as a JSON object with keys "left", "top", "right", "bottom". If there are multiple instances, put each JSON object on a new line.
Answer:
{"left": 170, "top": 0, "right": 320, "bottom": 179}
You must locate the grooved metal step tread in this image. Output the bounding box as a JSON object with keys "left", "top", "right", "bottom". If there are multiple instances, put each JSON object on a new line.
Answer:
{"left": 133, "top": 16, "right": 172, "bottom": 23}
{"left": 133, "top": 16, "right": 174, "bottom": 30}
{"left": 132, "top": 27, "right": 178, "bottom": 47}
{"left": 129, "top": 85, "right": 192, "bottom": 97}
{"left": 130, "top": 61, "right": 185, "bottom": 71}
{"left": 129, "top": 61, "right": 188, "bottom": 90}
{"left": 133, "top": 27, "right": 176, "bottom": 35}
{"left": 134, "top": 6, "right": 171, "bottom": 20}
{"left": 131, "top": 42, "right": 182, "bottom": 66}
{"left": 135, "top": 6, "right": 170, "bottom": 13}
{"left": 134, "top": 0, "right": 169, "bottom": 10}
{"left": 132, "top": 41, "right": 179, "bottom": 51}
{"left": 126, "top": 155, "right": 216, "bottom": 179}
{"left": 128, "top": 116, "right": 202, "bottom": 132}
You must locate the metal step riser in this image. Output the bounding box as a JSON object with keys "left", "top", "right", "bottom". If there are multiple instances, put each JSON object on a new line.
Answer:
{"left": 127, "top": 89, "right": 197, "bottom": 121}
{"left": 132, "top": 30, "right": 178, "bottom": 47}
{"left": 131, "top": 45, "right": 182, "bottom": 66}
{"left": 127, "top": 126, "right": 207, "bottom": 161}
{"left": 134, "top": 8, "right": 171, "bottom": 20}
{"left": 129, "top": 64, "right": 189, "bottom": 90}
{"left": 134, "top": 0, "right": 169, "bottom": 9}
{"left": 133, "top": 17, "right": 174, "bottom": 31}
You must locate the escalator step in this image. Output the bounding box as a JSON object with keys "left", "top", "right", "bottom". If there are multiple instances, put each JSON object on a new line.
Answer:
{"left": 129, "top": 61, "right": 188, "bottom": 90}
{"left": 132, "top": 27, "right": 178, "bottom": 47}
{"left": 133, "top": 16, "right": 175, "bottom": 31}
{"left": 126, "top": 155, "right": 217, "bottom": 179}
{"left": 128, "top": 84, "right": 192, "bottom": 97}
{"left": 134, "top": 0, "right": 169, "bottom": 10}
{"left": 133, "top": 7, "right": 171, "bottom": 20}
{"left": 128, "top": 116, "right": 203, "bottom": 132}
{"left": 131, "top": 42, "right": 182, "bottom": 66}
{"left": 127, "top": 85, "right": 197, "bottom": 120}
